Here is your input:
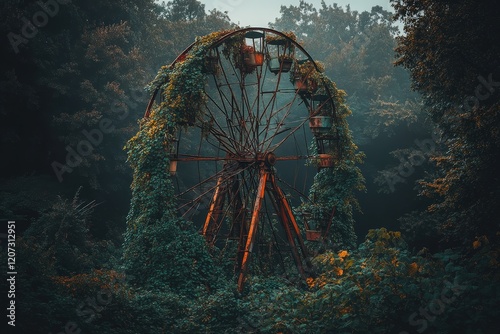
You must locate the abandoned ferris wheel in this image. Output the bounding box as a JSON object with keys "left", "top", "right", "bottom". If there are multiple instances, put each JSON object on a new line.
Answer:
{"left": 144, "top": 28, "right": 340, "bottom": 292}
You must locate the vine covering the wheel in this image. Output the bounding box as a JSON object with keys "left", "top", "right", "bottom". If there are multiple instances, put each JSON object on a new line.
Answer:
{"left": 124, "top": 28, "right": 364, "bottom": 276}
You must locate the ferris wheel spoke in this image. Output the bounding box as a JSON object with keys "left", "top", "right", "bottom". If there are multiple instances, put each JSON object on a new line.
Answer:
{"left": 214, "top": 50, "right": 252, "bottom": 150}
{"left": 176, "top": 168, "right": 225, "bottom": 210}
{"left": 176, "top": 162, "right": 254, "bottom": 214}
{"left": 292, "top": 133, "right": 301, "bottom": 190}
{"left": 240, "top": 81, "right": 262, "bottom": 152}
{"left": 203, "top": 173, "right": 248, "bottom": 245}
{"left": 216, "top": 92, "right": 243, "bottom": 149}
{"left": 259, "top": 103, "right": 301, "bottom": 153}
{"left": 257, "top": 91, "right": 279, "bottom": 126}
{"left": 215, "top": 89, "right": 252, "bottom": 153}
{"left": 267, "top": 116, "right": 312, "bottom": 153}
{"left": 208, "top": 126, "right": 240, "bottom": 155}
{"left": 204, "top": 96, "right": 241, "bottom": 154}
{"left": 259, "top": 85, "right": 306, "bottom": 153}
{"left": 176, "top": 162, "right": 234, "bottom": 200}
{"left": 258, "top": 103, "right": 295, "bottom": 150}
{"left": 174, "top": 154, "right": 227, "bottom": 162}
{"left": 257, "top": 60, "right": 285, "bottom": 125}
{"left": 202, "top": 132, "right": 236, "bottom": 156}
{"left": 255, "top": 72, "right": 284, "bottom": 151}
{"left": 274, "top": 173, "right": 311, "bottom": 203}
{"left": 234, "top": 167, "right": 259, "bottom": 221}
{"left": 274, "top": 155, "right": 310, "bottom": 161}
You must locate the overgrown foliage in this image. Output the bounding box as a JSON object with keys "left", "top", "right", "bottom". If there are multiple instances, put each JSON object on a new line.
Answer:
{"left": 238, "top": 229, "right": 500, "bottom": 333}
{"left": 3, "top": 1, "right": 500, "bottom": 333}
{"left": 392, "top": 0, "right": 500, "bottom": 245}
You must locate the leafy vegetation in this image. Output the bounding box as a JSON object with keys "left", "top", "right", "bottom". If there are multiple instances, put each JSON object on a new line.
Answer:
{"left": 1, "top": 0, "right": 499, "bottom": 333}
{"left": 393, "top": 0, "right": 500, "bottom": 246}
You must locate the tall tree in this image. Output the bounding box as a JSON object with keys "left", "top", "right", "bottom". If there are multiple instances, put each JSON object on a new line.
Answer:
{"left": 0, "top": 0, "right": 231, "bottom": 233}
{"left": 1, "top": 0, "right": 163, "bottom": 191}
{"left": 392, "top": 0, "right": 500, "bottom": 244}
{"left": 165, "top": 0, "right": 206, "bottom": 21}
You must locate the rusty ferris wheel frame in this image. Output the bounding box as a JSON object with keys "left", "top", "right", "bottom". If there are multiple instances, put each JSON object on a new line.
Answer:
{"left": 144, "top": 27, "right": 339, "bottom": 292}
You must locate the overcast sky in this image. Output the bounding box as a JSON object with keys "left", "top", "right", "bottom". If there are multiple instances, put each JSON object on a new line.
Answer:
{"left": 203, "top": 0, "right": 394, "bottom": 27}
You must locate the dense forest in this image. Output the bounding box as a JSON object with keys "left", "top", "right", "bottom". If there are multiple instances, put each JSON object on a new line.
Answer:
{"left": 1, "top": 0, "right": 499, "bottom": 333}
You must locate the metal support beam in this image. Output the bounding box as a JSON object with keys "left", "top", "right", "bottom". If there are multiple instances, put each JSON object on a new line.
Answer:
{"left": 202, "top": 175, "right": 227, "bottom": 245}
{"left": 269, "top": 173, "right": 312, "bottom": 278}
{"left": 237, "top": 169, "right": 268, "bottom": 292}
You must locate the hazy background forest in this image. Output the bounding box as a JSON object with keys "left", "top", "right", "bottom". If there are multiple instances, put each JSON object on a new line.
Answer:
{"left": 1, "top": 0, "right": 499, "bottom": 333}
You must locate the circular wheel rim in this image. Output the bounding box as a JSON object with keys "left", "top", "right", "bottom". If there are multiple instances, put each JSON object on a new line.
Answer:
{"left": 144, "top": 28, "right": 339, "bottom": 290}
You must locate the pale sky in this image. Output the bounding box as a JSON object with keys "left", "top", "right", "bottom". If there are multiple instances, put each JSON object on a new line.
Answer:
{"left": 203, "top": 0, "right": 394, "bottom": 27}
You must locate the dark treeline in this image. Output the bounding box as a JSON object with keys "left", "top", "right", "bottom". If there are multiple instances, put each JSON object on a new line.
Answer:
{"left": 1, "top": 0, "right": 499, "bottom": 333}
{"left": 0, "top": 0, "right": 232, "bottom": 239}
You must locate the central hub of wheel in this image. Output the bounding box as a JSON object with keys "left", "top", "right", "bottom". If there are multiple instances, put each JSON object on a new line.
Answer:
{"left": 264, "top": 152, "right": 276, "bottom": 166}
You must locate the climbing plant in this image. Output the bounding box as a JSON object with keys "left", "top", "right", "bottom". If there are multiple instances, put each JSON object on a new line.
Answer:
{"left": 123, "top": 28, "right": 364, "bottom": 289}
{"left": 123, "top": 30, "right": 237, "bottom": 291}
{"left": 297, "top": 63, "right": 365, "bottom": 249}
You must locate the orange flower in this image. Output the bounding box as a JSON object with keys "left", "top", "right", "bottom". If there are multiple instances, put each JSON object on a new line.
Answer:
{"left": 408, "top": 262, "right": 418, "bottom": 275}
{"left": 306, "top": 277, "right": 315, "bottom": 288}
{"left": 338, "top": 250, "right": 349, "bottom": 259}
